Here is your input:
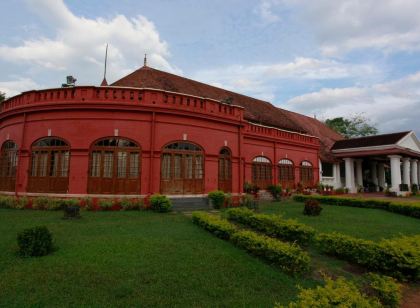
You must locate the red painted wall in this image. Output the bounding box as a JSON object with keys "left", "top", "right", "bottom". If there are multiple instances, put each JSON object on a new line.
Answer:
{"left": 0, "top": 86, "right": 320, "bottom": 195}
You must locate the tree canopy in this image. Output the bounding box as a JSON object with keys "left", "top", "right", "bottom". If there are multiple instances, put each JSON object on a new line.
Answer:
{"left": 0, "top": 91, "right": 5, "bottom": 103}
{"left": 325, "top": 114, "right": 378, "bottom": 138}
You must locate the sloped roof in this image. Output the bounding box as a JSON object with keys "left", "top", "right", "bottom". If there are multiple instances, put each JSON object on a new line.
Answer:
{"left": 332, "top": 131, "right": 410, "bottom": 150}
{"left": 111, "top": 66, "right": 343, "bottom": 161}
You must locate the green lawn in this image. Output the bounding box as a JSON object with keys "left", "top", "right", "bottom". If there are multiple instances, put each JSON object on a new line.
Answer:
{"left": 259, "top": 200, "right": 420, "bottom": 241}
{"left": 0, "top": 210, "right": 317, "bottom": 308}
{"left": 1, "top": 203, "right": 419, "bottom": 307}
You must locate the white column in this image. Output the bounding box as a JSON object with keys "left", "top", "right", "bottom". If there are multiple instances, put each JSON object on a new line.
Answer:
{"left": 377, "top": 163, "right": 385, "bottom": 189}
{"left": 334, "top": 162, "right": 341, "bottom": 188}
{"left": 388, "top": 155, "right": 401, "bottom": 193}
{"left": 418, "top": 162, "right": 420, "bottom": 185}
{"left": 355, "top": 159, "right": 363, "bottom": 188}
{"left": 402, "top": 157, "right": 411, "bottom": 189}
{"left": 370, "top": 161, "right": 378, "bottom": 190}
{"left": 411, "top": 159, "right": 418, "bottom": 185}
{"left": 344, "top": 158, "right": 356, "bottom": 193}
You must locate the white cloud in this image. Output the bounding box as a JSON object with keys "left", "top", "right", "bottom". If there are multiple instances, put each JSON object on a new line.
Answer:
{"left": 0, "top": 78, "right": 40, "bottom": 97}
{"left": 193, "top": 57, "right": 377, "bottom": 101}
{"left": 286, "top": 0, "right": 420, "bottom": 55}
{"left": 256, "top": 0, "right": 282, "bottom": 23}
{"left": 285, "top": 71, "right": 420, "bottom": 134}
{"left": 0, "top": 0, "right": 178, "bottom": 88}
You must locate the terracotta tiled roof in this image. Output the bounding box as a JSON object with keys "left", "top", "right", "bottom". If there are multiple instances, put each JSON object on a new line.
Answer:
{"left": 332, "top": 131, "right": 410, "bottom": 150}
{"left": 111, "top": 66, "right": 343, "bottom": 161}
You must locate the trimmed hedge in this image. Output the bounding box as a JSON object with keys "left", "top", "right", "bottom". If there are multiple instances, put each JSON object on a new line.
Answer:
{"left": 231, "top": 230, "right": 310, "bottom": 275}
{"left": 293, "top": 194, "right": 420, "bottom": 218}
{"left": 363, "top": 273, "right": 402, "bottom": 308}
{"left": 276, "top": 276, "right": 381, "bottom": 308}
{"left": 192, "top": 211, "right": 311, "bottom": 275}
{"left": 315, "top": 232, "right": 420, "bottom": 281}
{"left": 192, "top": 211, "right": 236, "bottom": 240}
{"left": 226, "top": 207, "right": 315, "bottom": 245}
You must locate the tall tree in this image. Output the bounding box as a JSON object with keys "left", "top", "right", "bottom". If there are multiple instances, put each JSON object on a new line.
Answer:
{"left": 0, "top": 91, "right": 5, "bottom": 103}
{"left": 325, "top": 114, "right": 378, "bottom": 138}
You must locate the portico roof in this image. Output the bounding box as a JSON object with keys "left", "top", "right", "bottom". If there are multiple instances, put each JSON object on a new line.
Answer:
{"left": 331, "top": 131, "right": 420, "bottom": 159}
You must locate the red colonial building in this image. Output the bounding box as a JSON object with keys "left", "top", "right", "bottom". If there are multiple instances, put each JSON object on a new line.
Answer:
{"left": 0, "top": 64, "right": 342, "bottom": 197}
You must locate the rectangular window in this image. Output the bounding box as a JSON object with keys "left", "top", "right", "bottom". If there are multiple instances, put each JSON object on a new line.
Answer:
{"left": 161, "top": 154, "right": 171, "bottom": 179}
{"left": 60, "top": 151, "right": 70, "bottom": 177}
{"left": 322, "top": 162, "right": 333, "bottom": 177}
{"left": 129, "top": 152, "right": 139, "bottom": 178}
{"left": 103, "top": 151, "right": 113, "bottom": 178}
{"left": 117, "top": 151, "right": 127, "bottom": 178}
{"left": 173, "top": 154, "right": 182, "bottom": 179}
{"left": 185, "top": 154, "right": 193, "bottom": 179}
{"left": 91, "top": 151, "right": 101, "bottom": 177}
{"left": 195, "top": 155, "right": 203, "bottom": 179}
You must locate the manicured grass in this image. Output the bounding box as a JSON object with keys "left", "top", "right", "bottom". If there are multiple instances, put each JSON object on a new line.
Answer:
{"left": 259, "top": 200, "right": 420, "bottom": 240}
{"left": 0, "top": 209, "right": 317, "bottom": 307}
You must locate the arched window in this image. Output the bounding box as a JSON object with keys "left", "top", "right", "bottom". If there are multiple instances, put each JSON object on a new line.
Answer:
{"left": 88, "top": 137, "right": 141, "bottom": 194}
{"left": 252, "top": 156, "right": 272, "bottom": 189}
{"left": 28, "top": 138, "right": 70, "bottom": 193}
{"left": 278, "top": 159, "right": 295, "bottom": 189}
{"left": 0, "top": 141, "right": 18, "bottom": 191}
{"left": 300, "top": 160, "right": 314, "bottom": 187}
{"left": 161, "top": 142, "right": 204, "bottom": 195}
{"left": 218, "top": 147, "right": 232, "bottom": 192}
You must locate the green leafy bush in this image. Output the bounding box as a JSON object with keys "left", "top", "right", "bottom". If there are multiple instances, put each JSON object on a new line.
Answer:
{"left": 231, "top": 230, "right": 310, "bottom": 275}
{"left": 208, "top": 190, "right": 226, "bottom": 209}
{"left": 267, "top": 184, "right": 282, "bottom": 201}
{"left": 45, "top": 198, "right": 64, "bottom": 210}
{"left": 15, "top": 197, "right": 28, "bottom": 209}
{"left": 363, "top": 273, "right": 401, "bottom": 308}
{"left": 226, "top": 207, "right": 315, "bottom": 246}
{"left": 293, "top": 194, "right": 420, "bottom": 218}
{"left": 17, "top": 226, "right": 54, "bottom": 257}
{"left": 150, "top": 194, "right": 172, "bottom": 212}
{"left": 99, "top": 199, "right": 113, "bottom": 211}
{"left": 120, "top": 198, "right": 142, "bottom": 210}
{"left": 276, "top": 277, "right": 381, "bottom": 308}
{"left": 303, "top": 199, "right": 322, "bottom": 216}
{"left": 192, "top": 211, "right": 236, "bottom": 240}
{"left": 241, "top": 194, "right": 258, "bottom": 210}
{"left": 315, "top": 232, "right": 420, "bottom": 281}
{"left": 32, "top": 197, "right": 51, "bottom": 210}
{"left": 0, "top": 195, "right": 16, "bottom": 208}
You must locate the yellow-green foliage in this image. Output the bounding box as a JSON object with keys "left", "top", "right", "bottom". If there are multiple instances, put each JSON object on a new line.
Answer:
{"left": 276, "top": 277, "right": 381, "bottom": 308}
{"left": 316, "top": 232, "right": 420, "bottom": 281}
{"left": 293, "top": 194, "right": 420, "bottom": 218}
{"left": 231, "top": 230, "right": 310, "bottom": 275}
{"left": 192, "top": 211, "right": 236, "bottom": 240}
{"left": 364, "top": 273, "right": 401, "bottom": 308}
{"left": 226, "top": 207, "right": 315, "bottom": 245}
{"left": 0, "top": 195, "right": 15, "bottom": 208}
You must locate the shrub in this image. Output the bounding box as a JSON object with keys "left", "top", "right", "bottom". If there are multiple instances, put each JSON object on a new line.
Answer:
{"left": 61, "top": 199, "right": 80, "bottom": 208}
{"left": 45, "top": 198, "right": 64, "bottom": 210}
{"left": 17, "top": 226, "right": 54, "bottom": 257}
{"left": 192, "top": 211, "right": 236, "bottom": 240}
{"left": 303, "top": 199, "right": 322, "bottom": 216}
{"left": 293, "top": 194, "right": 420, "bottom": 219}
{"left": 241, "top": 194, "right": 258, "bottom": 210}
{"left": 98, "top": 199, "right": 113, "bottom": 211}
{"left": 120, "top": 198, "right": 142, "bottom": 210}
{"left": 150, "top": 194, "right": 172, "bottom": 212}
{"left": 276, "top": 276, "right": 381, "bottom": 308}
{"left": 267, "top": 184, "right": 282, "bottom": 201}
{"left": 231, "top": 230, "right": 310, "bottom": 275}
{"left": 32, "top": 197, "right": 50, "bottom": 210}
{"left": 15, "top": 197, "right": 28, "bottom": 209}
{"left": 363, "top": 273, "right": 401, "bottom": 308}
{"left": 224, "top": 193, "right": 233, "bottom": 208}
{"left": 226, "top": 207, "right": 315, "bottom": 246}
{"left": 315, "top": 232, "right": 420, "bottom": 281}
{"left": 0, "top": 195, "right": 16, "bottom": 208}
{"left": 208, "top": 190, "right": 225, "bottom": 209}
{"left": 81, "top": 197, "right": 94, "bottom": 210}
{"left": 244, "top": 182, "right": 259, "bottom": 194}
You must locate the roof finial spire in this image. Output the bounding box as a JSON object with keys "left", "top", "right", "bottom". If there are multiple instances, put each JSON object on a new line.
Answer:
{"left": 144, "top": 53, "right": 147, "bottom": 67}
{"left": 101, "top": 43, "right": 109, "bottom": 86}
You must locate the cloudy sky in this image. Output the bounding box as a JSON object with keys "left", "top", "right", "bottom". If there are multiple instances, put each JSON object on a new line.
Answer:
{"left": 1, "top": 0, "right": 420, "bottom": 134}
